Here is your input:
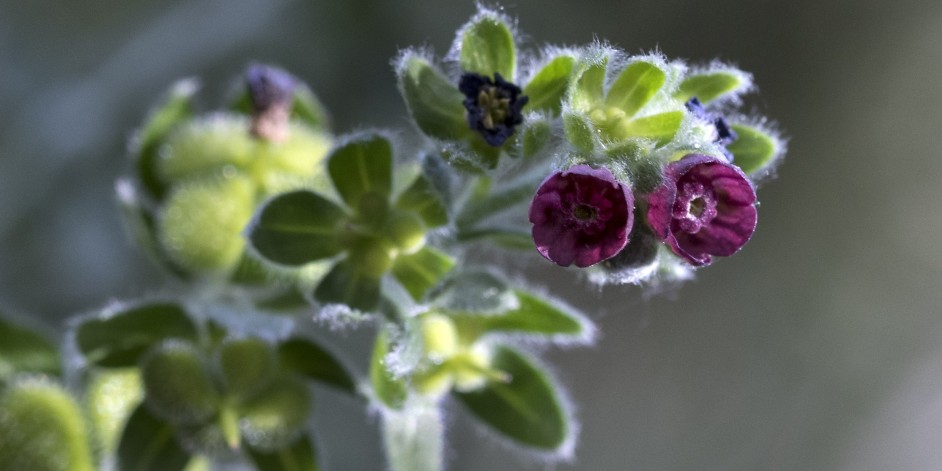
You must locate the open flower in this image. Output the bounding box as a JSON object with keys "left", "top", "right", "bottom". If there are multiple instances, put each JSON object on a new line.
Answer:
{"left": 647, "top": 154, "right": 757, "bottom": 266}
{"left": 529, "top": 165, "right": 634, "bottom": 267}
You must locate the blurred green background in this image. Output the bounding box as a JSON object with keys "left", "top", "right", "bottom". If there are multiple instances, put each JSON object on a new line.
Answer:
{"left": 2, "top": 0, "right": 941, "bottom": 469}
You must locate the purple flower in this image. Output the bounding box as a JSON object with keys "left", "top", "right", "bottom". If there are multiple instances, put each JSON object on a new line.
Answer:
{"left": 529, "top": 165, "right": 634, "bottom": 268}
{"left": 459, "top": 72, "right": 528, "bottom": 147}
{"left": 647, "top": 154, "right": 757, "bottom": 266}
{"left": 246, "top": 63, "right": 295, "bottom": 141}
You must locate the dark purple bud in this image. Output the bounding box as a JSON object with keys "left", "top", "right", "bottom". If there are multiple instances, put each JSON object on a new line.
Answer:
{"left": 647, "top": 154, "right": 757, "bottom": 266}
{"left": 246, "top": 63, "right": 295, "bottom": 114}
{"left": 529, "top": 165, "right": 634, "bottom": 268}
{"left": 246, "top": 63, "right": 295, "bottom": 141}
{"left": 459, "top": 72, "right": 528, "bottom": 147}
{"left": 685, "top": 97, "right": 738, "bottom": 159}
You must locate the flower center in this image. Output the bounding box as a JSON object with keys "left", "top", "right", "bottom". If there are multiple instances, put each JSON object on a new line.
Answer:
{"left": 572, "top": 203, "right": 597, "bottom": 221}
{"left": 477, "top": 86, "right": 511, "bottom": 131}
{"left": 674, "top": 181, "right": 718, "bottom": 233}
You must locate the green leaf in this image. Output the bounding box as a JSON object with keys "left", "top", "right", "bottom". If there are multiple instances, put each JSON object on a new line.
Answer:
{"left": 328, "top": 134, "right": 393, "bottom": 207}
{"left": 455, "top": 347, "right": 569, "bottom": 451}
{"left": 246, "top": 434, "right": 320, "bottom": 471}
{"left": 428, "top": 270, "right": 516, "bottom": 315}
{"left": 0, "top": 315, "right": 60, "bottom": 381}
{"left": 726, "top": 124, "right": 782, "bottom": 176}
{"left": 623, "top": 111, "right": 684, "bottom": 143}
{"left": 519, "top": 117, "right": 553, "bottom": 158}
{"left": 292, "top": 85, "right": 331, "bottom": 130}
{"left": 456, "top": 290, "right": 588, "bottom": 339}
{"left": 117, "top": 404, "right": 190, "bottom": 471}
{"left": 523, "top": 55, "right": 575, "bottom": 115}
{"left": 238, "top": 375, "right": 312, "bottom": 451}
{"left": 382, "top": 401, "right": 443, "bottom": 471}
{"left": 86, "top": 369, "right": 143, "bottom": 455}
{"left": 134, "top": 78, "right": 198, "bottom": 200}
{"left": 396, "top": 54, "right": 468, "bottom": 140}
{"left": 390, "top": 247, "right": 455, "bottom": 301}
{"left": 562, "top": 111, "right": 596, "bottom": 152}
{"left": 75, "top": 302, "right": 198, "bottom": 368}
{"left": 216, "top": 337, "right": 277, "bottom": 399}
{"left": 248, "top": 190, "right": 346, "bottom": 266}
{"left": 675, "top": 71, "right": 748, "bottom": 104}
{"left": 569, "top": 59, "right": 607, "bottom": 112}
{"left": 606, "top": 61, "right": 667, "bottom": 117}
{"left": 278, "top": 337, "right": 356, "bottom": 394}
{"left": 0, "top": 379, "right": 96, "bottom": 471}
{"left": 370, "top": 329, "right": 406, "bottom": 409}
{"left": 314, "top": 259, "right": 382, "bottom": 312}
{"left": 141, "top": 340, "right": 220, "bottom": 425}
{"left": 395, "top": 175, "right": 449, "bottom": 228}
{"left": 455, "top": 173, "right": 544, "bottom": 229}
{"left": 459, "top": 11, "right": 516, "bottom": 79}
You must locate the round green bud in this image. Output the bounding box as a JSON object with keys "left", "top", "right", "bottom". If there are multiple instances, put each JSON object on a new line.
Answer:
{"left": 411, "top": 365, "right": 454, "bottom": 398}
{"left": 238, "top": 375, "right": 312, "bottom": 452}
{"left": 0, "top": 379, "right": 95, "bottom": 471}
{"left": 141, "top": 340, "right": 220, "bottom": 426}
{"left": 384, "top": 210, "right": 427, "bottom": 253}
{"left": 259, "top": 123, "right": 333, "bottom": 177}
{"left": 451, "top": 345, "right": 492, "bottom": 393}
{"left": 157, "top": 174, "right": 255, "bottom": 274}
{"left": 158, "top": 114, "right": 254, "bottom": 185}
{"left": 214, "top": 337, "right": 276, "bottom": 400}
{"left": 347, "top": 238, "right": 395, "bottom": 278}
{"left": 420, "top": 314, "right": 458, "bottom": 361}
{"left": 86, "top": 369, "right": 143, "bottom": 454}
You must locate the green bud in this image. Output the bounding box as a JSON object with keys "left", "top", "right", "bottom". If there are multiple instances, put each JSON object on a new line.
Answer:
{"left": 158, "top": 174, "right": 255, "bottom": 274}
{"left": 158, "top": 114, "right": 254, "bottom": 185}
{"left": 141, "top": 340, "right": 220, "bottom": 425}
{"left": 87, "top": 369, "right": 143, "bottom": 454}
{"left": 0, "top": 379, "right": 95, "bottom": 471}
{"left": 238, "top": 376, "right": 312, "bottom": 452}
{"left": 384, "top": 210, "right": 427, "bottom": 254}
{"left": 346, "top": 238, "right": 395, "bottom": 278}
{"left": 215, "top": 337, "right": 277, "bottom": 400}
{"left": 420, "top": 314, "right": 458, "bottom": 360}
{"left": 450, "top": 346, "right": 492, "bottom": 393}
{"left": 411, "top": 365, "right": 454, "bottom": 398}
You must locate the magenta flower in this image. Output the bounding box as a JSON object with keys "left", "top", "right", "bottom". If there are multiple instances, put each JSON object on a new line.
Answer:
{"left": 529, "top": 165, "right": 634, "bottom": 268}
{"left": 647, "top": 154, "right": 757, "bottom": 266}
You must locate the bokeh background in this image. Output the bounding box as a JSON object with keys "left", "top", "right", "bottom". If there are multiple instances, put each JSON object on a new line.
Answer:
{"left": 2, "top": 0, "right": 942, "bottom": 469}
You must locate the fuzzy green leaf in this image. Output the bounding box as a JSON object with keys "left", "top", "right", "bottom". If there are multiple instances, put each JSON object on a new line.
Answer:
{"left": 623, "top": 111, "right": 684, "bottom": 143}
{"left": 135, "top": 78, "right": 198, "bottom": 200}
{"left": 606, "top": 61, "right": 667, "bottom": 117}
{"left": 397, "top": 55, "right": 468, "bottom": 140}
{"left": 248, "top": 190, "right": 346, "bottom": 266}
{"left": 217, "top": 338, "right": 277, "bottom": 400}
{"left": 456, "top": 347, "right": 568, "bottom": 450}
{"left": 569, "top": 59, "right": 607, "bottom": 112}
{"left": 459, "top": 12, "right": 516, "bottom": 79}
{"left": 314, "top": 259, "right": 382, "bottom": 312}
{"left": 278, "top": 337, "right": 356, "bottom": 394}
{"left": 328, "top": 134, "right": 393, "bottom": 207}
{"left": 370, "top": 329, "right": 406, "bottom": 409}
{"left": 0, "top": 380, "right": 96, "bottom": 471}
{"left": 0, "top": 315, "right": 60, "bottom": 381}
{"left": 75, "top": 302, "right": 198, "bottom": 368}
{"left": 391, "top": 247, "right": 455, "bottom": 301}
{"left": 117, "top": 404, "right": 190, "bottom": 471}
{"left": 456, "top": 290, "right": 587, "bottom": 338}
{"left": 395, "top": 175, "right": 449, "bottom": 228}
{"left": 292, "top": 85, "right": 331, "bottom": 130}
{"left": 428, "top": 270, "right": 516, "bottom": 315}
{"left": 675, "top": 71, "right": 747, "bottom": 104}
{"left": 726, "top": 124, "right": 781, "bottom": 176}
{"left": 246, "top": 434, "right": 320, "bottom": 471}
{"left": 563, "top": 111, "right": 596, "bottom": 152}
{"left": 523, "top": 55, "right": 575, "bottom": 115}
